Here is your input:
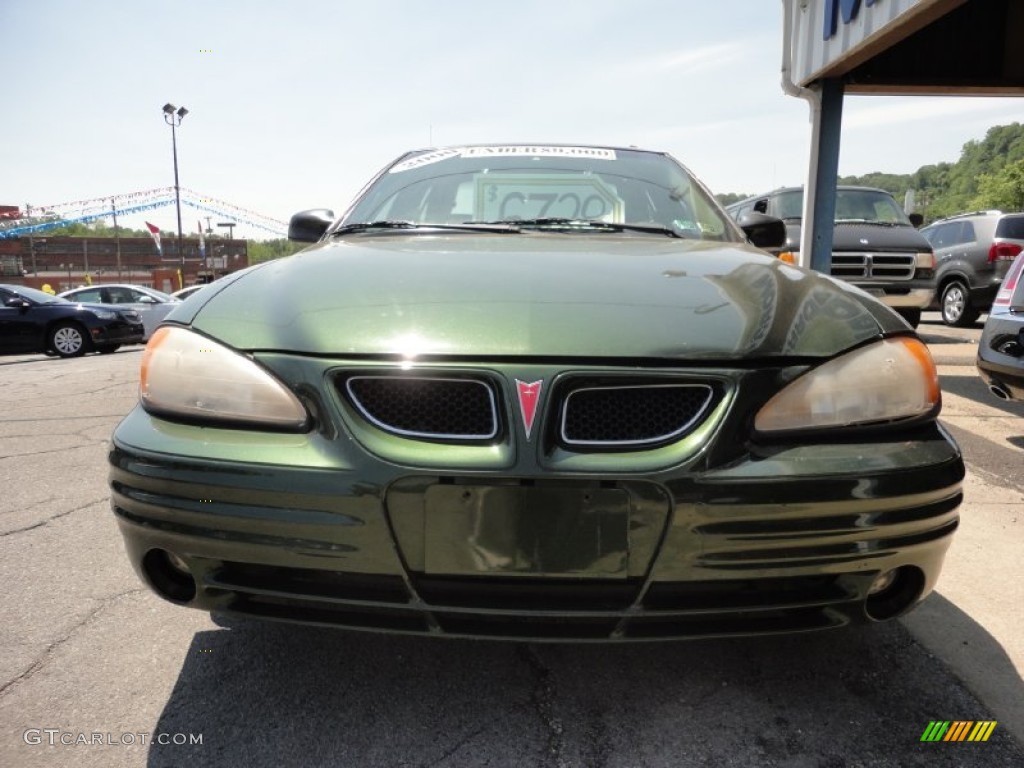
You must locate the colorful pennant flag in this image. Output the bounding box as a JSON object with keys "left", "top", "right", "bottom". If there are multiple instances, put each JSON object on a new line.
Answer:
{"left": 144, "top": 221, "right": 162, "bottom": 255}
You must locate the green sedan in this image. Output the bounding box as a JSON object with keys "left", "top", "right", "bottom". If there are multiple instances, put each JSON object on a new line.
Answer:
{"left": 109, "top": 145, "right": 963, "bottom": 641}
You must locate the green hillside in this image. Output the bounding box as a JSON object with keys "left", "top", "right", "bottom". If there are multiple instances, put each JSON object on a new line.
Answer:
{"left": 839, "top": 122, "right": 1024, "bottom": 222}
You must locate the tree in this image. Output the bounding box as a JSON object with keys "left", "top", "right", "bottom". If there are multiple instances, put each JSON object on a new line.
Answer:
{"left": 971, "top": 158, "right": 1024, "bottom": 212}
{"left": 834, "top": 122, "right": 1024, "bottom": 222}
{"left": 28, "top": 219, "right": 154, "bottom": 239}
{"left": 715, "top": 192, "right": 751, "bottom": 207}
{"left": 248, "top": 238, "right": 305, "bottom": 263}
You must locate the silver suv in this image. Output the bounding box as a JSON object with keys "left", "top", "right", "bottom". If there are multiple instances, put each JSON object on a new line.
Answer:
{"left": 920, "top": 210, "right": 1024, "bottom": 326}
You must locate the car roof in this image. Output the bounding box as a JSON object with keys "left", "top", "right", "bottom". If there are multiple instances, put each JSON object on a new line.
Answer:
{"left": 60, "top": 283, "right": 171, "bottom": 296}
{"left": 64, "top": 283, "right": 154, "bottom": 290}
{"left": 725, "top": 185, "right": 894, "bottom": 210}
{"left": 924, "top": 210, "right": 1008, "bottom": 224}
{"left": 406, "top": 142, "right": 666, "bottom": 155}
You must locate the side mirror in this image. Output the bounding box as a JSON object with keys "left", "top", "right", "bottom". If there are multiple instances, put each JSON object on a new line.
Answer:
{"left": 4, "top": 297, "right": 30, "bottom": 309}
{"left": 138, "top": 296, "right": 158, "bottom": 304}
{"left": 737, "top": 212, "right": 787, "bottom": 250}
{"left": 289, "top": 209, "right": 335, "bottom": 243}
{"left": 908, "top": 212, "right": 924, "bottom": 228}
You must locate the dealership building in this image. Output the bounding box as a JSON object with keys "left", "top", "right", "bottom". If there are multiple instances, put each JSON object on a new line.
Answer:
{"left": 781, "top": 0, "right": 1023, "bottom": 270}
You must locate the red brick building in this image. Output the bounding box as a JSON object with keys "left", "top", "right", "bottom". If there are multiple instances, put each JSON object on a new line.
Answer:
{"left": 0, "top": 235, "right": 248, "bottom": 294}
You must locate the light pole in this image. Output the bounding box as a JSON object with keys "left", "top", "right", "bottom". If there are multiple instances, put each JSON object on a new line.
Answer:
{"left": 217, "top": 222, "right": 236, "bottom": 275}
{"left": 162, "top": 103, "right": 189, "bottom": 271}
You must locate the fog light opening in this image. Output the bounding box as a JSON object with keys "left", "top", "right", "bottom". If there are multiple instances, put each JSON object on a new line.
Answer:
{"left": 142, "top": 549, "right": 197, "bottom": 603}
{"left": 864, "top": 566, "right": 924, "bottom": 621}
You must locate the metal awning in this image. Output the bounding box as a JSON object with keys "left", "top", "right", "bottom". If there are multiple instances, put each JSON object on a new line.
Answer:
{"left": 789, "top": 0, "right": 1024, "bottom": 95}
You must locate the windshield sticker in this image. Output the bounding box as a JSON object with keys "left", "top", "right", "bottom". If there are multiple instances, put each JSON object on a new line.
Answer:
{"left": 473, "top": 173, "right": 624, "bottom": 222}
{"left": 462, "top": 146, "right": 616, "bottom": 160}
{"left": 389, "top": 148, "right": 461, "bottom": 173}
{"left": 389, "top": 146, "right": 617, "bottom": 172}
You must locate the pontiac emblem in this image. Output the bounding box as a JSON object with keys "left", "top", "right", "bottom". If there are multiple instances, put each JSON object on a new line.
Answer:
{"left": 515, "top": 379, "right": 543, "bottom": 439}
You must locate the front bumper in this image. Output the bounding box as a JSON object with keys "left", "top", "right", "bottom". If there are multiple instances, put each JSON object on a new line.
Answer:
{"left": 977, "top": 313, "right": 1024, "bottom": 400}
{"left": 93, "top": 321, "right": 145, "bottom": 347}
{"left": 852, "top": 286, "right": 934, "bottom": 310}
{"left": 109, "top": 404, "right": 963, "bottom": 642}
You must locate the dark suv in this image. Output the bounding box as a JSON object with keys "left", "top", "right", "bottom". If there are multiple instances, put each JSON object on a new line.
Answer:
{"left": 725, "top": 186, "right": 935, "bottom": 327}
{"left": 920, "top": 210, "right": 1024, "bottom": 327}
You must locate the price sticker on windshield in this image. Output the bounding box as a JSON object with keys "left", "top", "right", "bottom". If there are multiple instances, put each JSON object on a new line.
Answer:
{"left": 473, "top": 174, "right": 624, "bottom": 222}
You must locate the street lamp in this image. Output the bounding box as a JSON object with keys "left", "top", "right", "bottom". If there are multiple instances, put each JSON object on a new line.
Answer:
{"left": 162, "top": 103, "right": 189, "bottom": 270}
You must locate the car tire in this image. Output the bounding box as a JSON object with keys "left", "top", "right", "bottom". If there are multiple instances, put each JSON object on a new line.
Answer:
{"left": 940, "top": 280, "right": 980, "bottom": 327}
{"left": 895, "top": 308, "right": 921, "bottom": 328}
{"left": 96, "top": 344, "right": 121, "bottom": 354}
{"left": 48, "top": 322, "right": 88, "bottom": 358}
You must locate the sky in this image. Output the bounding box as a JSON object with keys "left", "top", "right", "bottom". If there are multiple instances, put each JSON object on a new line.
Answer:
{"left": 1, "top": 0, "right": 1021, "bottom": 241}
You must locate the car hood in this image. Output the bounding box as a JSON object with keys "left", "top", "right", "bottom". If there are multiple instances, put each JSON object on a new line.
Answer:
{"left": 184, "top": 234, "right": 901, "bottom": 360}
{"left": 783, "top": 222, "right": 931, "bottom": 253}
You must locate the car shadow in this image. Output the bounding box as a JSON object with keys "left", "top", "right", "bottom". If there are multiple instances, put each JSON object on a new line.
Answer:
{"left": 919, "top": 316, "right": 985, "bottom": 331}
{"left": 938, "top": 371, "right": 1024, "bottom": 419}
{"left": 0, "top": 355, "right": 63, "bottom": 367}
{"left": 146, "top": 602, "right": 1024, "bottom": 767}
{"left": 901, "top": 591, "right": 1024, "bottom": 744}
{"left": 0, "top": 347, "right": 143, "bottom": 366}
{"left": 917, "top": 326, "right": 981, "bottom": 346}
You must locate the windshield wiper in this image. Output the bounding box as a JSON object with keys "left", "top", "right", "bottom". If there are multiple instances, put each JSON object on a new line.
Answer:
{"left": 332, "top": 220, "right": 520, "bottom": 236}
{"left": 465, "top": 218, "right": 684, "bottom": 238}
{"left": 835, "top": 219, "right": 902, "bottom": 227}
{"left": 333, "top": 220, "right": 418, "bottom": 234}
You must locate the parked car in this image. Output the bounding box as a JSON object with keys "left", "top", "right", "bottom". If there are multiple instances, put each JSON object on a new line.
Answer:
{"left": 977, "top": 250, "right": 1024, "bottom": 401}
{"left": 920, "top": 210, "right": 1024, "bottom": 327}
{"left": 59, "top": 284, "right": 180, "bottom": 340}
{"left": 0, "top": 283, "right": 144, "bottom": 357}
{"left": 109, "top": 144, "right": 963, "bottom": 642}
{"left": 725, "top": 186, "right": 936, "bottom": 327}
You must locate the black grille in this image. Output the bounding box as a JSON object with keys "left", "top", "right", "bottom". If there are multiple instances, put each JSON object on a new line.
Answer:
{"left": 561, "top": 383, "right": 714, "bottom": 446}
{"left": 830, "top": 252, "right": 916, "bottom": 280}
{"left": 345, "top": 375, "right": 498, "bottom": 440}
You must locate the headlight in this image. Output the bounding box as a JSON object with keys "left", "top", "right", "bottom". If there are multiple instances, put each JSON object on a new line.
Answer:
{"left": 91, "top": 309, "right": 116, "bottom": 320}
{"left": 139, "top": 327, "right": 308, "bottom": 429}
{"left": 755, "top": 338, "right": 939, "bottom": 433}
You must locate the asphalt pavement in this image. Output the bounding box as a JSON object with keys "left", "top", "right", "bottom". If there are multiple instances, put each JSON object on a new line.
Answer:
{"left": 1, "top": 312, "right": 1021, "bottom": 768}
{"left": 916, "top": 315, "right": 982, "bottom": 368}
{"left": 910, "top": 313, "right": 1024, "bottom": 749}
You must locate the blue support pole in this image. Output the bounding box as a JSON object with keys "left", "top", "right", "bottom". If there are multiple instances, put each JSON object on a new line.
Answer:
{"left": 809, "top": 78, "right": 844, "bottom": 274}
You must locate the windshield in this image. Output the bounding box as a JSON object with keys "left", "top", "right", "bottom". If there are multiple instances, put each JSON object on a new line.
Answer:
{"left": 835, "top": 189, "right": 912, "bottom": 224}
{"left": 775, "top": 188, "right": 912, "bottom": 225}
{"left": 11, "top": 286, "right": 70, "bottom": 304}
{"left": 144, "top": 288, "right": 176, "bottom": 302}
{"left": 339, "top": 146, "right": 741, "bottom": 242}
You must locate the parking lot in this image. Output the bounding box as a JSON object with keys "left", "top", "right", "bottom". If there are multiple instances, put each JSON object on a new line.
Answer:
{"left": 1, "top": 316, "right": 1022, "bottom": 767}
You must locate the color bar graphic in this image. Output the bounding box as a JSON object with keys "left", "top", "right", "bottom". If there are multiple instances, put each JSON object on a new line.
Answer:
{"left": 920, "top": 721, "right": 997, "bottom": 742}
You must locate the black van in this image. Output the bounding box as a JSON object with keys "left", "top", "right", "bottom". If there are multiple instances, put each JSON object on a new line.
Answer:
{"left": 725, "top": 186, "right": 936, "bottom": 327}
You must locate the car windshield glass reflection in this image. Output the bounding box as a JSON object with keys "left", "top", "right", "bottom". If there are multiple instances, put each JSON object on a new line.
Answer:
{"left": 13, "top": 286, "right": 70, "bottom": 304}
{"left": 340, "top": 146, "right": 739, "bottom": 243}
